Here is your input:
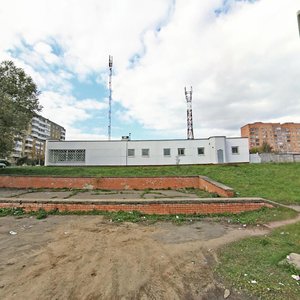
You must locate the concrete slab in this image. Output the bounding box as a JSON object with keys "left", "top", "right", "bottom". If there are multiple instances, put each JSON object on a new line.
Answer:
{"left": 155, "top": 190, "right": 198, "bottom": 198}
{"left": 73, "top": 191, "right": 142, "bottom": 200}
{"left": 0, "top": 189, "right": 27, "bottom": 198}
{"left": 287, "top": 205, "right": 300, "bottom": 212}
{"left": 14, "top": 191, "right": 73, "bottom": 199}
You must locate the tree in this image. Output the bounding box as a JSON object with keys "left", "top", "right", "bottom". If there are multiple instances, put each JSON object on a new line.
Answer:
{"left": 261, "top": 141, "right": 272, "bottom": 153}
{"left": 249, "top": 142, "right": 273, "bottom": 154}
{"left": 0, "top": 61, "right": 41, "bottom": 157}
{"left": 249, "top": 146, "right": 261, "bottom": 154}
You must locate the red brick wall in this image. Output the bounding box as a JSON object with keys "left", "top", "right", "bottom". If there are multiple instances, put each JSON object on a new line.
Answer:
{"left": 0, "top": 201, "right": 273, "bottom": 215}
{"left": 199, "top": 176, "right": 234, "bottom": 197}
{"left": 0, "top": 175, "right": 234, "bottom": 197}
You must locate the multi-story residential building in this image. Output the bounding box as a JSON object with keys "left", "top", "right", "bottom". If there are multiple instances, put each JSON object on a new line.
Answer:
{"left": 241, "top": 122, "right": 300, "bottom": 153}
{"left": 12, "top": 114, "right": 66, "bottom": 163}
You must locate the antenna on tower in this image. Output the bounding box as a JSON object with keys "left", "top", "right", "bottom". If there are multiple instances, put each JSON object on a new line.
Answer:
{"left": 185, "top": 86, "right": 194, "bottom": 140}
{"left": 108, "top": 55, "right": 113, "bottom": 140}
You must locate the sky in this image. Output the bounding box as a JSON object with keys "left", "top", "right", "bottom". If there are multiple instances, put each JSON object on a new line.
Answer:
{"left": 1, "top": 0, "right": 300, "bottom": 141}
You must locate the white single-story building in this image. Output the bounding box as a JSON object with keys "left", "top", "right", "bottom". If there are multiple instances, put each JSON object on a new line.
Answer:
{"left": 45, "top": 136, "right": 249, "bottom": 166}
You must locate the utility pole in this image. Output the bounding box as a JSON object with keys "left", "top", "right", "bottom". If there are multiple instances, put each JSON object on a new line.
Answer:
{"left": 108, "top": 55, "right": 113, "bottom": 140}
{"left": 185, "top": 86, "right": 194, "bottom": 140}
{"left": 297, "top": 11, "right": 300, "bottom": 36}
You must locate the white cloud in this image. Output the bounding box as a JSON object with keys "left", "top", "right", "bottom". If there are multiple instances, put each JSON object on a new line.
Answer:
{"left": 33, "top": 42, "right": 60, "bottom": 65}
{"left": 75, "top": 99, "right": 108, "bottom": 110}
{"left": 65, "top": 128, "right": 108, "bottom": 141}
{"left": 0, "top": 0, "right": 300, "bottom": 140}
{"left": 114, "top": 0, "right": 300, "bottom": 137}
{"left": 38, "top": 91, "right": 107, "bottom": 139}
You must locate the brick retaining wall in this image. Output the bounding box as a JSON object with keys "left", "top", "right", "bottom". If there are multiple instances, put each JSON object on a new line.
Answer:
{"left": 0, "top": 199, "right": 273, "bottom": 215}
{"left": 0, "top": 175, "right": 234, "bottom": 197}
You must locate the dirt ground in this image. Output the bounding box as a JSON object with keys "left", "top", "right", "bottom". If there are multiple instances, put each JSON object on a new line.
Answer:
{"left": 0, "top": 215, "right": 272, "bottom": 300}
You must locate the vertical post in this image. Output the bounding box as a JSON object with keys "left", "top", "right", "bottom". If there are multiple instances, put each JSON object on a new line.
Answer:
{"left": 108, "top": 55, "right": 113, "bottom": 140}
{"left": 297, "top": 11, "right": 300, "bottom": 36}
{"left": 185, "top": 86, "right": 194, "bottom": 140}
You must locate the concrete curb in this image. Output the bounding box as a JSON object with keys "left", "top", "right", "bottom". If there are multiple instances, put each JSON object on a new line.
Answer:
{"left": 0, "top": 197, "right": 270, "bottom": 206}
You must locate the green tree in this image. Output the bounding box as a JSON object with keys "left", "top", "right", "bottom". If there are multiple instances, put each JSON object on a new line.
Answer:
{"left": 249, "top": 142, "right": 273, "bottom": 154}
{"left": 249, "top": 146, "right": 261, "bottom": 154}
{"left": 261, "top": 141, "right": 272, "bottom": 153}
{"left": 0, "top": 61, "right": 41, "bottom": 157}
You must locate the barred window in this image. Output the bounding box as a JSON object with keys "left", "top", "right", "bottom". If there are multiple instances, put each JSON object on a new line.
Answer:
{"left": 198, "top": 147, "right": 205, "bottom": 155}
{"left": 128, "top": 149, "right": 135, "bottom": 157}
{"left": 49, "top": 149, "right": 85, "bottom": 163}
{"left": 163, "top": 148, "right": 171, "bottom": 156}
{"left": 231, "top": 146, "right": 239, "bottom": 154}
{"left": 142, "top": 149, "right": 149, "bottom": 157}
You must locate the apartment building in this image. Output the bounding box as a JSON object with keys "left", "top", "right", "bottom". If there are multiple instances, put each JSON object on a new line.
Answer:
{"left": 12, "top": 114, "right": 66, "bottom": 163}
{"left": 241, "top": 122, "right": 300, "bottom": 153}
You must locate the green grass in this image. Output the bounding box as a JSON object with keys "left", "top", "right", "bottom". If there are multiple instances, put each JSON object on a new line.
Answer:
{"left": 219, "top": 206, "right": 298, "bottom": 225}
{"left": 1, "top": 163, "right": 300, "bottom": 204}
{"left": 0, "top": 206, "right": 297, "bottom": 224}
{"left": 216, "top": 222, "right": 300, "bottom": 300}
{"left": 0, "top": 207, "right": 25, "bottom": 217}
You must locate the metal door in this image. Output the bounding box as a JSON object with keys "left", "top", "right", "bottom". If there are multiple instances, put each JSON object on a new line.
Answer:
{"left": 217, "top": 149, "right": 224, "bottom": 163}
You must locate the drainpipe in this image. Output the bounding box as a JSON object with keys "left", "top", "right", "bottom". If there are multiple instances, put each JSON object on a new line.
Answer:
{"left": 125, "top": 140, "right": 128, "bottom": 166}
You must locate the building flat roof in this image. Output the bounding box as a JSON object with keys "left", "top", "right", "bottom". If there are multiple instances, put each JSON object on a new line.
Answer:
{"left": 47, "top": 136, "right": 247, "bottom": 143}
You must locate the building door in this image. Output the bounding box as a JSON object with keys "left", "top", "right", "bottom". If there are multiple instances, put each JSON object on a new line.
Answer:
{"left": 217, "top": 149, "right": 224, "bottom": 163}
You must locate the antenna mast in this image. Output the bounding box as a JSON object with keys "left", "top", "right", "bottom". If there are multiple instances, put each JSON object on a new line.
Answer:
{"left": 108, "top": 55, "right": 113, "bottom": 140}
{"left": 185, "top": 86, "right": 194, "bottom": 140}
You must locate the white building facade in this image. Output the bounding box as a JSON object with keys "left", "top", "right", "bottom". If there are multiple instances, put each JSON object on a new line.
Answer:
{"left": 45, "top": 136, "right": 249, "bottom": 166}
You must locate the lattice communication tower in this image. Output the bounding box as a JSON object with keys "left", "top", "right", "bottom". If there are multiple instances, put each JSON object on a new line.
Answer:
{"left": 185, "top": 86, "right": 194, "bottom": 140}
{"left": 108, "top": 55, "right": 113, "bottom": 140}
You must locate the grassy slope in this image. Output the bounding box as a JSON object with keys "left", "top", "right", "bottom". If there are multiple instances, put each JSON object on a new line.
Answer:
{"left": 217, "top": 222, "right": 300, "bottom": 300}
{"left": 0, "top": 163, "right": 300, "bottom": 204}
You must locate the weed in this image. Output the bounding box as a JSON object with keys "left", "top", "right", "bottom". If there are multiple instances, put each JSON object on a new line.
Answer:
{"left": 222, "top": 206, "right": 297, "bottom": 225}
{"left": 0, "top": 206, "right": 297, "bottom": 225}
{"left": 35, "top": 208, "right": 48, "bottom": 219}
{"left": 91, "top": 190, "right": 118, "bottom": 195}
{"left": 0, "top": 207, "right": 25, "bottom": 217}
{"left": 141, "top": 189, "right": 160, "bottom": 198}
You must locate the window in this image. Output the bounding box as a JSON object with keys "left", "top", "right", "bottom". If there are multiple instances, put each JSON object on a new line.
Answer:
{"left": 142, "top": 149, "right": 149, "bottom": 157}
{"left": 49, "top": 149, "right": 85, "bottom": 163}
{"left": 231, "top": 146, "right": 239, "bottom": 154}
{"left": 178, "top": 148, "right": 185, "bottom": 156}
{"left": 163, "top": 148, "right": 171, "bottom": 156}
{"left": 128, "top": 149, "right": 135, "bottom": 157}
{"left": 197, "top": 147, "right": 205, "bottom": 155}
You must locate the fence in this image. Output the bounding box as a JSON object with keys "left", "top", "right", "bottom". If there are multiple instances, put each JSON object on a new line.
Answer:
{"left": 250, "top": 153, "right": 300, "bottom": 163}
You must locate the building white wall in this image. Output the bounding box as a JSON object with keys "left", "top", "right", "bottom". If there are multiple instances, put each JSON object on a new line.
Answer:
{"left": 45, "top": 137, "right": 249, "bottom": 166}
{"left": 225, "top": 138, "right": 249, "bottom": 163}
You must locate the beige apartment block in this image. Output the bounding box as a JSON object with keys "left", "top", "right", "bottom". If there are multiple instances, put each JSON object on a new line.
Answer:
{"left": 12, "top": 114, "right": 66, "bottom": 163}
{"left": 241, "top": 122, "right": 300, "bottom": 153}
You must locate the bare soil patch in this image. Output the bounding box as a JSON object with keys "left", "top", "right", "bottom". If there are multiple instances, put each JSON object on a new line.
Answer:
{"left": 0, "top": 215, "right": 267, "bottom": 300}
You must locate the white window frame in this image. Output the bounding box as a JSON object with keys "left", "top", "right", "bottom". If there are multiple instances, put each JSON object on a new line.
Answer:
{"left": 178, "top": 148, "right": 185, "bottom": 156}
